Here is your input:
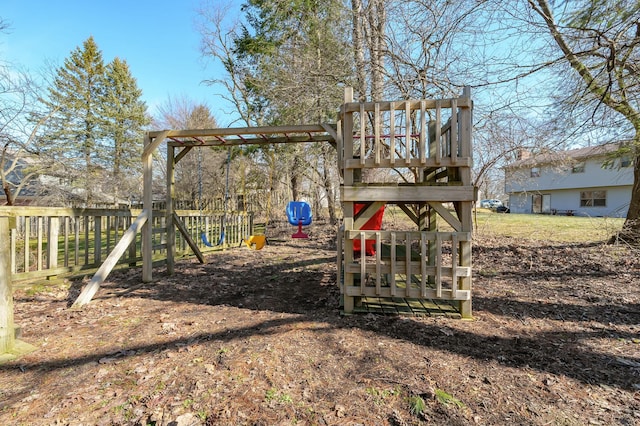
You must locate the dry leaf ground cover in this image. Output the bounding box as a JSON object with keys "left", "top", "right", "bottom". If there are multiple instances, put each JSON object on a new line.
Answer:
{"left": 1, "top": 220, "right": 639, "bottom": 425}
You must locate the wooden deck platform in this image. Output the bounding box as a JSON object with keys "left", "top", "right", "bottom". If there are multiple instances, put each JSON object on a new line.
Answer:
{"left": 341, "top": 272, "right": 462, "bottom": 317}
{"left": 344, "top": 296, "right": 461, "bottom": 318}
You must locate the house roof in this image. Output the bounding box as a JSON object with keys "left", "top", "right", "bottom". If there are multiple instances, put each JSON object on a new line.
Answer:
{"left": 505, "top": 142, "right": 623, "bottom": 169}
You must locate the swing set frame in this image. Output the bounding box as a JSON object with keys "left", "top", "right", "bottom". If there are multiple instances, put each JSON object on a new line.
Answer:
{"left": 71, "top": 124, "right": 337, "bottom": 306}
{"left": 155, "top": 125, "right": 337, "bottom": 277}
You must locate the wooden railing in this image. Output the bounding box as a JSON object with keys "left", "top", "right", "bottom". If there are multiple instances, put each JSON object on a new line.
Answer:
{"left": 0, "top": 206, "right": 253, "bottom": 285}
{"left": 341, "top": 230, "right": 471, "bottom": 301}
{"left": 341, "top": 97, "right": 472, "bottom": 170}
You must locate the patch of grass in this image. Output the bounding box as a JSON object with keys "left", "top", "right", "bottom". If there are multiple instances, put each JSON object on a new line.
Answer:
{"left": 278, "top": 393, "right": 293, "bottom": 403}
{"left": 473, "top": 212, "right": 624, "bottom": 243}
{"left": 365, "top": 386, "right": 400, "bottom": 405}
{"left": 265, "top": 388, "right": 293, "bottom": 404}
{"left": 477, "top": 268, "right": 499, "bottom": 277}
{"left": 408, "top": 395, "right": 426, "bottom": 416}
{"left": 265, "top": 388, "right": 277, "bottom": 402}
{"left": 113, "top": 398, "right": 137, "bottom": 422}
{"left": 384, "top": 205, "right": 624, "bottom": 243}
{"left": 22, "top": 282, "right": 69, "bottom": 296}
{"left": 435, "top": 388, "right": 465, "bottom": 408}
{"left": 23, "top": 283, "right": 49, "bottom": 296}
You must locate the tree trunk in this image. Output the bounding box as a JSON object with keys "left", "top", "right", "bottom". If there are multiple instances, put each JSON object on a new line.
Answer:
{"left": 619, "top": 138, "right": 640, "bottom": 242}
{"left": 291, "top": 154, "right": 300, "bottom": 201}
{"left": 3, "top": 185, "right": 13, "bottom": 206}
{"left": 368, "top": 0, "right": 385, "bottom": 102}
{"left": 352, "top": 0, "right": 367, "bottom": 102}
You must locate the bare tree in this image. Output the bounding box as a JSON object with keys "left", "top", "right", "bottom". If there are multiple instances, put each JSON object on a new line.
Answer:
{"left": 197, "top": 0, "right": 350, "bottom": 221}
{"left": 153, "top": 96, "right": 225, "bottom": 207}
{"left": 0, "top": 64, "right": 60, "bottom": 205}
{"left": 526, "top": 0, "right": 640, "bottom": 242}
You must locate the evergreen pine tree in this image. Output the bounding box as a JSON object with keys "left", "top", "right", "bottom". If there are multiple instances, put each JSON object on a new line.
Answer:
{"left": 43, "top": 36, "right": 107, "bottom": 204}
{"left": 103, "top": 57, "right": 150, "bottom": 201}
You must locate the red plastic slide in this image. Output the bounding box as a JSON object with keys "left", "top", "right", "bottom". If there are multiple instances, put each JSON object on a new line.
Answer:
{"left": 353, "top": 203, "right": 385, "bottom": 256}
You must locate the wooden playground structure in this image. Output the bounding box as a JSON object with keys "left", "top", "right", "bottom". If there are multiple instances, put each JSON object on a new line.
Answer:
{"left": 338, "top": 87, "right": 473, "bottom": 318}
{"left": 3, "top": 87, "right": 473, "bottom": 321}
{"left": 72, "top": 87, "right": 474, "bottom": 316}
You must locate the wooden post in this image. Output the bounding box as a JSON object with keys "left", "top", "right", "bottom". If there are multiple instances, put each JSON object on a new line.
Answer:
{"left": 0, "top": 217, "right": 15, "bottom": 354}
{"left": 142, "top": 130, "right": 169, "bottom": 283}
{"left": 342, "top": 87, "right": 356, "bottom": 314}
{"left": 94, "top": 216, "right": 102, "bottom": 264}
{"left": 142, "top": 134, "right": 154, "bottom": 283}
{"left": 458, "top": 87, "right": 473, "bottom": 318}
{"left": 46, "top": 216, "right": 59, "bottom": 280}
{"left": 0, "top": 216, "right": 36, "bottom": 362}
{"left": 166, "top": 145, "right": 176, "bottom": 275}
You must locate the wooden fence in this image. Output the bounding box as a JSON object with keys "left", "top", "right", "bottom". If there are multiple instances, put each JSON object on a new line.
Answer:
{"left": 0, "top": 206, "right": 253, "bottom": 285}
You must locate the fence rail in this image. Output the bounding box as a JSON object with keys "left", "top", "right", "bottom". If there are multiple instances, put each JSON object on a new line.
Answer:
{"left": 0, "top": 206, "right": 253, "bottom": 285}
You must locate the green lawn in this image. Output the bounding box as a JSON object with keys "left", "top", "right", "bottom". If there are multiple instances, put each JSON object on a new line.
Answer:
{"left": 382, "top": 205, "right": 626, "bottom": 244}
{"left": 473, "top": 210, "right": 625, "bottom": 243}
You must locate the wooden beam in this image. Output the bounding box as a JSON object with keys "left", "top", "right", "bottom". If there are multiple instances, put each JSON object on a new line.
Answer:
{"left": 342, "top": 98, "right": 472, "bottom": 113}
{"left": 148, "top": 124, "right": 332, "bottom": 139}
{"left": 167, "top": 133, "right": 334, "bottom": 147}
{"left": 46, "top": 217, "right": 59, "bottom": 274}
{"left": 142, "top": 130, "right": 169, "bottom": 161}
{"left": 428, "top": 202, "right": 462, "bottom": 232}
{"left": 172, "top": 213, "right": 205, "bottom": 264}
{"left": 341, "top": 87, "right": 355, "bottom": 314}
{"left": 342, "top": 185, "right": 475, "bottom": 202}
{"left": 142, "top": 134, "right": 154, "bottom": 282}
{"left": 174, "top": 146, "right": 193, "bottom": 164}
{"left": 0, "top": 206, "right": 147, "bottom": 218}
{"left": 344, "top": 286, "right": 471, "bottom": 301}
{"left": 321, "top": 123, "right": 338, "bottom": 139}
{"left": 344, "top": 230, "right": 471, "bottom": 240}
{"left": 72, "top": 210, "right": 148, "bottom": 307}
{"left": 345, "top": 156, "right": 471, "bottom": 169}
{"left": 166, "top": 145, "right": 176, "bottom": 275}
{"left": 397, "top": 203, "right": 419, "bottom": 226}
{"left": 0, "top": 216, "right": 36, "bottom": 362}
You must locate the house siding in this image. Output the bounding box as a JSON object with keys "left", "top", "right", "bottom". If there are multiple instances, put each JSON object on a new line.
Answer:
{"left": 508, "top": 186, "right": 632, "bottom": 217}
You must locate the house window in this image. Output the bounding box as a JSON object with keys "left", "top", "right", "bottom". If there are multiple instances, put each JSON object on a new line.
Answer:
{"left": 621, "top": 156, "right": 631, "bottom": 168}
{"left": 572, "top": 162, "right": 585, "bottom": 173}
{"left": 530, "top": 167, "right": 540, "bottom": 177}
{"left": 580, "top": 190, "right": 606, "bottom": 207}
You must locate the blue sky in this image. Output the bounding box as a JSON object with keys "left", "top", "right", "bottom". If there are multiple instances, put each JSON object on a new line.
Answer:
{"left": 1, "top": 0, "right": 240, "bottom": 125}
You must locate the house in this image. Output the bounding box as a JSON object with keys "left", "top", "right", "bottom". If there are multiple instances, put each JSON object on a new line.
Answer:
{"left": 503, "top": 143, "right": 633, "bottom": 217}
{"left": 1, "top": 152, "right": 133, "bottom": 206}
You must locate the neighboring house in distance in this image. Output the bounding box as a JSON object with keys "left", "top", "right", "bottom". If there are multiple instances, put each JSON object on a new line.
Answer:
{"left": 1, "top": 153, "right": 43, "bottom": 205}
{"left": 503, "top": 143, "right": 633, "bottom": 217}
{"left": 2, "top": 152, "right": 132, "bottom": 206}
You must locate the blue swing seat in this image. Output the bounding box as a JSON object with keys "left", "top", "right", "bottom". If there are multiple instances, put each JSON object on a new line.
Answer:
{"left": 286, "top": 201, "right": 312, "bottom": 238}
{"left": 286, "top": 201, "right": 312, "bottom": 226}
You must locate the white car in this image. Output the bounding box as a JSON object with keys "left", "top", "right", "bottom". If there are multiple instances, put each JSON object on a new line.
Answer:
{"left": 479, "top": 199, "right": 503, "bottom": 208}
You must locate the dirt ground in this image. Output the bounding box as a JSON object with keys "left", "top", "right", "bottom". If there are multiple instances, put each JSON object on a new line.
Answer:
{"left": 1, "top": 222, "right": 640, "bottom": 425}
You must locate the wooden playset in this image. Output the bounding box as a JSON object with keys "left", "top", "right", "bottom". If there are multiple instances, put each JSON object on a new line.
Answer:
{"left": 337, "top": 87, "right": 473, "bottom": 318}
{"left": 66, "top": 87, "right": 474, "bottom": 318}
